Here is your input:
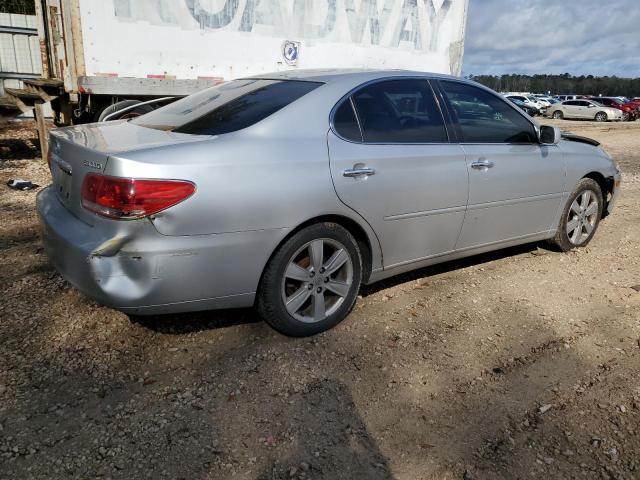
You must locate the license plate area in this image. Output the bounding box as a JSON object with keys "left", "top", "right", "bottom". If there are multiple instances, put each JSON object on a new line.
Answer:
{"left": 53, "top": 160, "right": 73, "bottom": 205}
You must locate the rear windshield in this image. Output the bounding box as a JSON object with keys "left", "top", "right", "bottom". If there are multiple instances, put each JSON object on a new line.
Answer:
{"left": 131, "top": 79, "right": 322, "bottom": 135}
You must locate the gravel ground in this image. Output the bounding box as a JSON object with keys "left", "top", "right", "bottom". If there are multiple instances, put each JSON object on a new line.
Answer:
{"left": 1, "top": 118, "right": 639, "bottom": 480}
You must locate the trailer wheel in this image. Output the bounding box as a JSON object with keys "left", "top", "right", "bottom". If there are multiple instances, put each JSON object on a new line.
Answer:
{"left": 98, "top": 100, "right": 153, "bottom": 122}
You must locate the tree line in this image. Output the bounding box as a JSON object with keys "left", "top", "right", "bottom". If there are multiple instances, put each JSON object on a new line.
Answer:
{"left": 0, "top": 0, "right": 35, "bottom": 15}
{"left": 468, "top": 74, "right": 640, "bottom": 98}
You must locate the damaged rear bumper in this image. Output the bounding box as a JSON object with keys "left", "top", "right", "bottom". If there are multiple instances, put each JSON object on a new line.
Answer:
{"left": 36, "top": 186, "right": 288, "bottom": 315}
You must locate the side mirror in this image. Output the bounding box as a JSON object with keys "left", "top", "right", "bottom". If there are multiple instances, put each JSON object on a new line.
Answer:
{"left": 539, "top": 125, "right": 561, "bottom": 145}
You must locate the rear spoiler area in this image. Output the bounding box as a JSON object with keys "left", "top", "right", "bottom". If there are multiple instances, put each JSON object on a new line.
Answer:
{"left": 561, "top": 132, "right": 601, "bottom": 147}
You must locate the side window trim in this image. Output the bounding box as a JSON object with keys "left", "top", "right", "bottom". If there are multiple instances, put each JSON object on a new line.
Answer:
{"left": 329, "top": 76, "right": 451, "bottom": 145}
{"left": 430, "top": 79, "right": 462, "bottom": 143}
{"left": 349, "top": 96, "right": 364, "bottom": 142}
{"left": 436, "top": 79, "right": 540, "bottom": 146}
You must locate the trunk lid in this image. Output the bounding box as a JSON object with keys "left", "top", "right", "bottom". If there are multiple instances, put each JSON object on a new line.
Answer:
{"left": 48, "top": 121, "right": 208, "bottom": 225}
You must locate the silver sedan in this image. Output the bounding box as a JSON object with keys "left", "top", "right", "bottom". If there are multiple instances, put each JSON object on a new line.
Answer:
{"left": 37, "top": 70, "right": 621, "bottom": 336}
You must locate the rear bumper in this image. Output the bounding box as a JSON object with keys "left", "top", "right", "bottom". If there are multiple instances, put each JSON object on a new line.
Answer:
{"left": 37, "top": 186, "right": 288, "bottom": 315}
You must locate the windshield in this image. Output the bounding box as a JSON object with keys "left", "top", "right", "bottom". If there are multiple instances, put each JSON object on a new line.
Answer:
{"left": 131, "top": 79, "right": 322, "bottom": 134}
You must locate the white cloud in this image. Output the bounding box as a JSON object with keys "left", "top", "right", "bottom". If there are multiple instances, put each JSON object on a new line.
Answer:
{"left": 462, "top": 0, "right": 640, "bottom": 76}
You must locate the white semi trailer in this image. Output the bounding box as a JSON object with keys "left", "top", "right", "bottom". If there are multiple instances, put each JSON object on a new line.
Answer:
{"left": 1, "top": 0, "right": 468, "bottom": 125}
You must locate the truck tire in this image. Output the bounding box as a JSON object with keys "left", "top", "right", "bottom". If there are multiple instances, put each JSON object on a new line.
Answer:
{"left": 98, "top": 100, "right": 153, "bottom": 122}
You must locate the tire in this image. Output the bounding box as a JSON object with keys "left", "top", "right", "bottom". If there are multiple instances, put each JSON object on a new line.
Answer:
{"left": 552, "top": 110, "right": 563, "bottom": 119}
{"left": 97, "top": 100, "right": 153, "bottom": 122}
{"left": 549, "top": 178, "right": 603, "bottom": 252}
{"left": 622, "top": 111, "right": 630, "bottom": 122}
{"left": 594, "top": 111, "right": 608, "bottom": 122}
{"left": 257, "top": 223, "right": 362, "bottom": 337}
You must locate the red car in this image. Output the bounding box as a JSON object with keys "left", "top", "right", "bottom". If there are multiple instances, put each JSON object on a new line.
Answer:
{"left": 625, "top": 98, "right": 640, "bottom": 111}
{"left": 589, "top": 97, "right": 638, "bottom": 121}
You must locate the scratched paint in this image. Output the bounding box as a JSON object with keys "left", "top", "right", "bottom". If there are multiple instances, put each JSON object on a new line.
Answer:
{"left": 80, "top": 0, "right": 467, "bottom": 80}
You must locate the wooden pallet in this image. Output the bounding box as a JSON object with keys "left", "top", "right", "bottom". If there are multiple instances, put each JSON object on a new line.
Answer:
{"left": 0, "top": 78, "right": 63, "bottom": 116}
{"left": 1, "top": 77, "right": 63, "bottom": 159}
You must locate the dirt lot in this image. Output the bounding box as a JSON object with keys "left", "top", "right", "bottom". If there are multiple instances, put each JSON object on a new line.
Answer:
{"left": 1, "top": 118, "right": 639, "bottom": 480}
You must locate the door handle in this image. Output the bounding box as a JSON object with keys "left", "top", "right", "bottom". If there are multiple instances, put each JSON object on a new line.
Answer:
{"left": 343, "top": 167, "right": 376, "bottom": 178}
{"left": 470, "top": 159, "right": 494, "bottom": 170}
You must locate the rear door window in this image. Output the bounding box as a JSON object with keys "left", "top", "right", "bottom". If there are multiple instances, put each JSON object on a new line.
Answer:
{"left": 348, "top": 79, "right": 448, "bottom": 143}
{"left": 132, "top": 79, "right": 322, "bottom": 135}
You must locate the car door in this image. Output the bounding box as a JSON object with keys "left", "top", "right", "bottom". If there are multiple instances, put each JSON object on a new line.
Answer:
{"left": 436, "top": 80, "right": 565, "bottom": 250}
{"left": 562, "top": 100, "right": 580, "bottom": 118}
{"left": 328, "top": 78, "right": 468, "bottom": 268}
{"left": 576, "top": 100, "right": 595, "bottom": 118}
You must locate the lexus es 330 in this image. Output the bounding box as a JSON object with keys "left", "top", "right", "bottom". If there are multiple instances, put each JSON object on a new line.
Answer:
{"left": 37, "top": 70, "right": 621, "bottom": 336}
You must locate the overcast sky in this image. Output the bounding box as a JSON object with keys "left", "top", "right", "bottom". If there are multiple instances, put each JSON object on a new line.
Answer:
{"left": 462, "top": 0, "right": 640, "bottom": 77}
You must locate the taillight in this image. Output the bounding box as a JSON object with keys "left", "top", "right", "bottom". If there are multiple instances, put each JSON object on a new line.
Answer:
{"left": 81, "top": 173, "right": 195, "bottom": 220}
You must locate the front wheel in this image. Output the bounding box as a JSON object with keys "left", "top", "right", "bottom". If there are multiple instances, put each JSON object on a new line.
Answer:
{"left": 594, "top": 112, "right": 608, "bottom": 122}
{"left": 552, "top": 110, "right": 563, "bottom": 119}
{"left": 622, "top": 111, "right": 630, "bottom": 122}
{"left": 257, "top": 223, "right": 362, "bottom": 337}
{"left": 550, "top": 178, "right": 603, "bottom": 252}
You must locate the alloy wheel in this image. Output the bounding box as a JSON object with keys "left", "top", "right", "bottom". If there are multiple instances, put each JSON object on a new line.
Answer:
{"left": 281, "top": 238, "right": 353, "bottom": 323}
{"left": 566, "top": 190, "right": 599, "bottom": 245}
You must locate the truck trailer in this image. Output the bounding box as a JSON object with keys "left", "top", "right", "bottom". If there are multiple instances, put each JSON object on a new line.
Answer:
{"left": 0, "top": 0, "right": 468, "bottom": 129}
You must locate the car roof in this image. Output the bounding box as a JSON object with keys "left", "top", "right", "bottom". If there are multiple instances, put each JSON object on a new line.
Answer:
{"left": 241, "top": 68, "right": 461, "bottom": 84}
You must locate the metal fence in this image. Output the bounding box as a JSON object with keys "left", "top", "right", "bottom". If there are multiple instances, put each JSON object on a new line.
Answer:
{"left": 0, "top": 12, "right": 52, "bottom": 116}
{"left": 0, "top": 12, "right": 42, "bottom": 94}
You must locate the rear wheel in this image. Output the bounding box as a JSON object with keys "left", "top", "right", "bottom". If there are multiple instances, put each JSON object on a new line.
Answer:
{"left": 550, "top": 178, "right": 603, "bottom": 252}
{"left": 552, "top": 110, "right": 563, "bottom": 119}
{"left": 257, "top": 223, "right": 362, "bottom": 337}
{"left": 595, "top": 111, "right": 608, "bottom": 122}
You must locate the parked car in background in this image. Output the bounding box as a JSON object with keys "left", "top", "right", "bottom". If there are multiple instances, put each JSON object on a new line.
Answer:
{"left": 622, "top": 97, "right": 640, "bottom": 114}
{"left": 532, "top": 96, "right": 552, "bottom": 109}
{"left": 535, "top": 95, "right": 558, "bottom": 106}
{"left": 505, "top": 95, "right": 543, "bottom": 114}
{"left": 556, "top": 95, "right": 582, "bottom": 102}
{"left": 507, "top": 97, "right": 538, "bottom": 116}
{"left": 547, "top": 99, "right": 623, "bottom": 122}
{"left": 589, "top": 97, "right": 637, "bottom": 121}
{"left": 37, "top": 70, "right": 621, "bottom": 336}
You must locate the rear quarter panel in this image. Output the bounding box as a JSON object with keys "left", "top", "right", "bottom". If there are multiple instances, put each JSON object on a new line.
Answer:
{"left": 106, "top": 131, "right": 383, "bottom": 278}
{"left": 106, "top": 133, "right": 352, "bottom": 236}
